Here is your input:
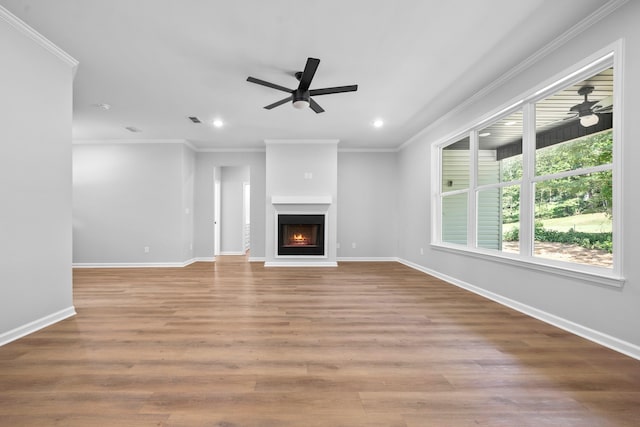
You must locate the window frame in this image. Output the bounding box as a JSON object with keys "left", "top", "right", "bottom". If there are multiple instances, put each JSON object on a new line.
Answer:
{"left": 431, "top": 42, "right": 624, "bottom": 287}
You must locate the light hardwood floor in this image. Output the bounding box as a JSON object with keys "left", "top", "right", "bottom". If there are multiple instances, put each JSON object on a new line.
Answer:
{"left": 1, "top": 256, "right": 640, "bottom": 426}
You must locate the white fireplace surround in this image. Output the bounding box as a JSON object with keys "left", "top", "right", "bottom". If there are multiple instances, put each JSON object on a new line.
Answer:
{"left": 267, "top": 195, "right": 335, "bottom": 267}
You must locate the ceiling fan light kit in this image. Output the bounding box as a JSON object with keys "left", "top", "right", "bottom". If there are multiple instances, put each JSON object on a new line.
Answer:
{"left": 293, "top": 100, "right": 310, "bottom": 109}
{"left": 571, "top": 86, "right": 601, "bottom": 128}
{"left": 579, "top": 112, "right": 599, "bottom": 127}
{"left": 247, "top": 57, "right": 358, "bottom": 113}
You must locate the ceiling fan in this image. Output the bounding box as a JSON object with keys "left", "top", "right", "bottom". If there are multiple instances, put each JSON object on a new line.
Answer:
{"left": 569, "top": 86, "right": 612, "bottom": 127}
{"left": 246, "top": 57, "right": 358, "bottom": 113}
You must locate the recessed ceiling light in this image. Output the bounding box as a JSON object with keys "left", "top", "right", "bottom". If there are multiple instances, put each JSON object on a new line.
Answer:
{"left": 372, "top": 119, "right": 384, "bottom": 128}
{"left": 92, "top": 103, "right": 111, "bottom": 110}
{"left": 213, "top": 119, "right": 224, "bottom": 128}
{"left": 479, "top": 132, "right": 491, "bottom": 137}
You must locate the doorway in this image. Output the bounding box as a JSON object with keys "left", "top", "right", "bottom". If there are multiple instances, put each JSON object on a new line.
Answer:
{"left": 214, "top": 166, "right": 250, "bottom": 257}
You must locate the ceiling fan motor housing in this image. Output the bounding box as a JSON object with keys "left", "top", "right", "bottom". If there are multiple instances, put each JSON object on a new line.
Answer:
{"left": 571, "top": 86, "right": 600, "bottom": 127}
{"left": 292, "top": 89, "right": 310, "bottom": 109}
{"left": 571, "top": 86, "right": 598, "bottom": 117}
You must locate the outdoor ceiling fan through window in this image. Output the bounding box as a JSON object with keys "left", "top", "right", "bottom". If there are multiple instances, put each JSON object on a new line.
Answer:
{"left": 569, "top": 86, "right": 612, "bottom": 127}
{"left": 246, "top": 57, "right": 358, "bottom": 113}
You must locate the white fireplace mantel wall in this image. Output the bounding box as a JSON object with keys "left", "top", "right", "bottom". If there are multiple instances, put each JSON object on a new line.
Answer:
{"left": 265, "top": 140, "right": 338, "bottom": 266}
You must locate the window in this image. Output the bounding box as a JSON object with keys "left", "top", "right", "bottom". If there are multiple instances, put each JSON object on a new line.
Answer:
{"left": 441, "top": 135, "right": 469, "bottom": 245}
{"left": 477, "top": 111, "right": 523, "bottom": 253}
{"left": 533, "top": 73, "right": 613, "bottom": 267}
{"left": 435, "top": 51, "right": 619, "bottom": 282}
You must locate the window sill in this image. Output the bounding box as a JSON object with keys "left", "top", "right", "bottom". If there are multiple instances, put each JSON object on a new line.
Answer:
{"left": 430, "top": 243, "right": 625, "bottom": 288}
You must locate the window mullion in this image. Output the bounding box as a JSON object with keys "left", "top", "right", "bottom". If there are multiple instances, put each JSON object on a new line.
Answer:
{"left": 532, "top": 163, "right": 612, "bottom": 183}
{"left": 520, "top": 103, "right": 535, "bottom": 257}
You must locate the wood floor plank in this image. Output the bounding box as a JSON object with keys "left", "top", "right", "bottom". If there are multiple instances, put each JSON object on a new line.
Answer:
{"left": 0, "top": 257, "right": 639, "bottom": 425}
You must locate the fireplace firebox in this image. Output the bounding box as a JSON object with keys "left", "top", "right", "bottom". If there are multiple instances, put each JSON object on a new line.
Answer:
{"left": 278, "top": 214, "right": 325, "bottom": 256}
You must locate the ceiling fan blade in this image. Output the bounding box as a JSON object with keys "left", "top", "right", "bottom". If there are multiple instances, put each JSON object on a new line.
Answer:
{"left": 264, "top": 96, "right": 292, "bottom": 110}
{"left": 247, "top": 77, "right": 292, "bottom": 93}
{"left": 309, "top": 85, "right": 358, "bottom": 96}
{"left": 594, "top": 106, "right": 613, "bottom": 114}
{"left": 592, "top": 95, "right": 613, "bottom": 113}
{"left": 297, "top": 57, "right": 320, "bottom": 92}
{"left": 309, "top": 98, "right": 325, "bottom": 113}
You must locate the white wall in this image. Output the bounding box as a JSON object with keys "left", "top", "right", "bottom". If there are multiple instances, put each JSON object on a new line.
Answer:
{"left": 396, "top": 0, "right": 640, "bottom": 356}
{"left": 220, "top": 166, "right": 249, "bottom": 254}
{"left": 337, "top": 152, "right": 397, "bottom": 259}
{"left": 74, "top": 146, "right": 396, "bottom": 264}
{"left": 193, "top": 151, "right": 266, "bottom": 261}
{"left": 0, "top": 10, "right": 76, "bottom": 343}
{"left": 72, "top": 142, "right": 195, "bottom": 265}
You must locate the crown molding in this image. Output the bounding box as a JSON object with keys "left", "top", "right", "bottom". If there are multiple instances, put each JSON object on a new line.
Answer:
{"left": 182, "top": 140, "right": 198, "bottom": 151}
{"left": 72, "top": 138, "right": 268, "bottom": 153}
{"left": 398, "top": 0, "right": 629, "bottom": 151}
{"left": 338, "top": 147, "right": 398, "bottom": 153}
{"left": 0, "top": 5, "right": 78, "bottom": 74}
{"left": 71, "top": 139, "right": 400, "bottom": 153}
{"left": 196, "top": 147, "right": 266, "bottom": 153}
{"left": 265, "top": 139, "right": 339, "bottom": 146}
{"left": 72, "top": 139, "right": 187, "bottom": 145}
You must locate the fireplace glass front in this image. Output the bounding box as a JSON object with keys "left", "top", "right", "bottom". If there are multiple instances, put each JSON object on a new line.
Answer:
{"left": 278, "top": 214, "right": 325, "bottom": 256}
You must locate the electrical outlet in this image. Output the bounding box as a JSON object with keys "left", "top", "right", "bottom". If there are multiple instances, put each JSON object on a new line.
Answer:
{"left": 420, "top": 248, "right": 424, "bottom": 255}
{"left": 144, "top": 246, "right": 150, "bottom": 253}
{"left": 336, "top": 242, "right": 340, "bottom": 249}
{"left": 352, "top": 242, "right": 356, "bottom": 249}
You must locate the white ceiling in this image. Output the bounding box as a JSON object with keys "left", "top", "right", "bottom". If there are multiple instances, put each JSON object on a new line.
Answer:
{"left": 2, "top": 0, "right": 610, "bottom": 150}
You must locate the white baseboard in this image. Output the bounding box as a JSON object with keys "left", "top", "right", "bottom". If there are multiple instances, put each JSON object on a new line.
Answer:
{"left": 73, "top": 257, "right": 221, "bottom": 268}
{"left": 338, "top": 257, "right": 398, "bottom": 262}
{"left": 264, "top": 261, "right": 338, "bottom": 267}
{"left": 398, "top": 258, "right": 640, "bottom": 361}
{"left": 219, "top": 251, "right": 246, "bottom": 256}
{"left": 0, "top": 306, "right": 76, "bottom": 347}
{"left": 248, "top": 256, "right": 265, "bottom": 263}
{"left": 193, "top": 257, "right": 215, "bottom": 262}
{"left": 74, "top": 260, "right": 196, "bottom": 268}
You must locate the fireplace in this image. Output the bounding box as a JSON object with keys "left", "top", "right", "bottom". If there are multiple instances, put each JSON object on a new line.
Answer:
{"left": 278, "top": 214, "right": 325, "bottom": 256}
